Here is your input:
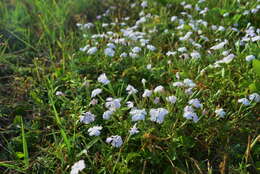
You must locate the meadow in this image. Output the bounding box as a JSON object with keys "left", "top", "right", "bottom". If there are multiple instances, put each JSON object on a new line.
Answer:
{"left": 0, "top": 0, "right": 260, "bottom": 173}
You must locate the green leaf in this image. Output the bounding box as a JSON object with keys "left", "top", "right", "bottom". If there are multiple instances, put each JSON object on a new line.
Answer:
{"left": 0, "top": 162, "right": 25, "bottom": 173}
{"left": 16, "top": 152, "right": 25, "bottom": 159}
{"left": 86, "top": 137, "right": 100, "bottom": 150}
{"left": 125, "top": 153, "right": 141, "bottom": 163}
{"left": 248, "top": 83, "right": 257, "bottom": 92}
{"left": 253, "top": 60, "right": 260, "bottom": 76}
{"left": 256, "top": 161, "right": 260, "bottom": 170}
{"left": 21, "top": 117, "right": 29, "bottom": 169}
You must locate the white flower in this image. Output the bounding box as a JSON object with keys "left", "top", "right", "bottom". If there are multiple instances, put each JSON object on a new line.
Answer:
{"left": 222, "top": 50, "right": 231, "bottom": 56}
{"left": 238, "top": 98, "right": 250, "bottom": 106}
{"left": 79, "top": 45, "right": 89, "bottom": 52}
{"left": 70, "top": 160, "right": 85, "bottom": 174}
{"left": 129, "top": 52, "right": 138, "bottom": 58}
{"left": 87, "top": 47, "right": 98, "bottom": 55}
{"left": 185, "top": 88, "right": 193, "bottom": 95}
{"left": 107, "top": 43, "right": 116, "bottom": 49}
{"left": 171, "top": 16, "right": 178, "bottom": 22}
{"left": 147, "top": 45, "right": 156, "bottom": 51}
{"left": 211, "top": 26, "right": 217, "bottom": 31}
{"left": 102, "top": 23, "right": 109, "bottom": 27}
{"left": 142, "top": 89, "right": 153, "bottom": 97}
{"left": 136, "top": 17, "right": 146, "bottom": 25}
{"left": 166, "top": 96, "right": 177, "bottom": 104}
{"left": 126, "top": 101, "right": 134, "bottom": 108}
{"left": 249, "top": 93, "right": 260, "bottom": 103}
{"left": 190, "top": 51, "right": 201, "bottom": 59}
{"left": 154, "top": 85, "right": 164, "bottom": 93}
{"left": 120, "top": 52, "right": 128, "bottom": 58}
{"left": 153, "top": 97, "right": 160, "bottom": 104}
{"left": 215, "top": 108, "right": 226, "bottom": 118}
{"left": 184, "top": 105, "right": 194, "bottom": 113}
{"left": 176, "top": 72, "right": 180, "bottom": 79}
{"left": 105, "top": 98, "right": 121, "bottom": 111}
{"left": 129, "top": 123, "right": 139, "bottom": 135}
{"left": 214, "top": 54, "right": 235, "bottom": 66}
{"left": 129, "top": 124, "right": 139, "bottom": 135}
{"left": 183, "top": 79, "right": 196, "bottom": 88}
{"left": 245, "top": 55, "right": 255, "bottom": 62}
{"left": 130, "top": 109, "right": 147, "bottom": 121}
{"left": 98, "top": 73, "right": 110, "bottom": 85}
{"left": 103, "top": 110, "right": 114, "bottom": 120}
{"left": 106, "top": 135, "right": 123, "bottom": 148}
{"left": 55, "top": 91, "right": 64, "bottom": 96}
{"left": 218, "top": 26, "right": 225, "bottom": 31}
{"left": 188, "top": 98, "right": 203, "bottom": 108}
{"left": 140, "top": 39, "right": 149, "bottom": 46}
{"left": 179, "top": 31, "right": 192, "bottom": 41}
{"left": 126, "top": 85, "right": 138, "bottom": 95}
{"left": 223, "top": 12, "right": 229, "bottom": 17}
{"left": 222, "top": 54, "right": 235, "bottom": 63}
{"left": 166, "top": 51, "right": 177, "bottom": 56}
{"left": 210, "top": 41, "right": 227, "bottom": 50}
{"left": 141, "top": 1, "right": 148, "bottom": 8}
{"left": 146, "top": 64, "right": 152, "bottom": 69}
{"left": 141, "top": 78, "right": 147, "bottom": 85}
{"left": 252, "top": 36, "right": 260, "bottom": 42}
{"left": 91, "top": 88, "right": 102, "bottom": 98}
{"left": 132, "top": 47, "right": 142, "bottom": 53}
{"left": 104, "top": 47, "right": 115, "bottom": 57}
{"left": 172, "top": 82, "right": 184, "bottom": 87}
{"left": 178, "top": 47, "right": 187, "bottom": 52}
{"left": 88, "top": 126, "right": 103, "bottom": 136}
{"left": 184, "top": 4, "right": 192, "bottom": 9}
{"left": 79, "top": 112, "right": 96, "bottom": 124}
{"left": 149, "top": 108, "right": 169, "bottom": 124}
{"left": 83, "top": 23, "right": 94, "bottom": 29}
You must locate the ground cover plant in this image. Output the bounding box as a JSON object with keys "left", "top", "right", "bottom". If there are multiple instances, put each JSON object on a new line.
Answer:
{"left": 0, "top": 0, "right": 260, "bottom": 173}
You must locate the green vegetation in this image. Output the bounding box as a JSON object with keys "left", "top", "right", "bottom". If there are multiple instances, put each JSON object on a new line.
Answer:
{"left": 0, "top": 0, "right": 259, "bottom": 173}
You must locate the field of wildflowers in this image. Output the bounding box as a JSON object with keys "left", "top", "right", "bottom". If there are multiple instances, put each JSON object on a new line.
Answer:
{"left": 0, "top": 0, "right": 260, "bottom": 173}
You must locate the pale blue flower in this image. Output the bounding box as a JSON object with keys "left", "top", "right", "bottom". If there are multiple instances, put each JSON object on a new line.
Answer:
{"left": 183, "top": 111, "right": 199, "bottom": 123}
{"left": 142, "top": 89, "right": 152, "bottom": 97}
{"left": 154, "top": 85, "right": 164, "bottom": 93}
{"left": 91, "top": 88, "right": 102, "bottom": 98}
{"left": 70, "top": 160, "right": 85, "bottom": 174}
{"left": 126, "top": 85, "right": 138, "bottom": 95}
{"left": 249, "top": 93, "right": 260, "bottom": 103}
{"left": 166, "top": 96, "right": 177, "bottom": 104}
{"left": 188, "top": 99, "right": 203, "bottom": 108}
{"left": 98, "top": 73, "right": 110, "bottom": 85}
{"left": 245, "top": 55, "right": 255, "bottom": 62}
{"left": 105, "top": 98, "right": 121, "bottom": 111}
{"left": 87, "top": 47, "right": 98, "bottom": 55}
{"left": 103, "top": 110, "right": 114, "bottom": 120}
{"left": 130, "top": 109, "right": 147, "bottom": 121}
{"left": 129, "top": 123, "right": 139, "bottom": 135}
{"left": 238, "top": 98, "right": 250, "bottom": 106}
{"left": 104, "top": 47, "right": 115, "bottom": 57}
{"left": 88, "top": 126, "right": 103, "bottom": 136}
{"left": 106, "top": 135, "right": 123, "bottom": 148}
{"left": 79, "top": 112, "right": 96, "bottom": 124}
{"left": 150, "top": 108, "right": 169, "bottom": 124}
{"left": 215, "top": 108, "right": 226, "bottom": 118}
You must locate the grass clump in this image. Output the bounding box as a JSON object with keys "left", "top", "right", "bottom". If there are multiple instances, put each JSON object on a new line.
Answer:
{"left": 0, "top": 0, "right": 260, "bottom": 173}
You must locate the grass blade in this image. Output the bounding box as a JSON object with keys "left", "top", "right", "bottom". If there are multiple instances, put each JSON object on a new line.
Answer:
{"left": 20, "top": 117, "right": 29, "bottom": 169}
